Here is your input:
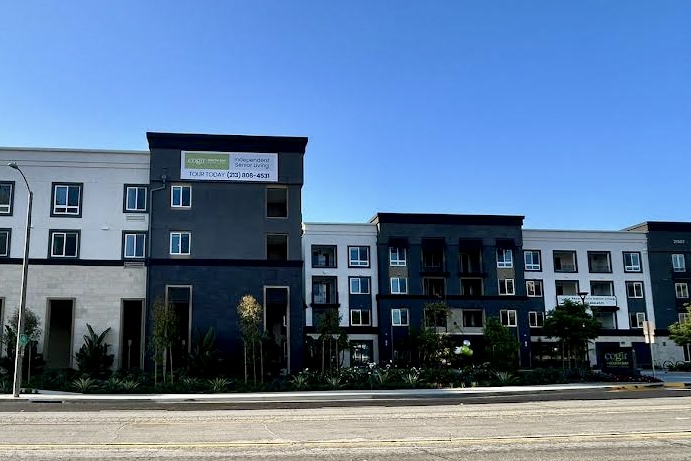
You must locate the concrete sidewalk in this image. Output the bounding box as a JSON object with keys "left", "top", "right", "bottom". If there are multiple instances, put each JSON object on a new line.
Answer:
{"left": 1, "top": 382, "right": 683, "bottom": 403}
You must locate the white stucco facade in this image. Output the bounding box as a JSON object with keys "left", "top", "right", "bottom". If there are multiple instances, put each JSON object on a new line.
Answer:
{"left": 0, "top": 148, "right": 150, "bottom": 368}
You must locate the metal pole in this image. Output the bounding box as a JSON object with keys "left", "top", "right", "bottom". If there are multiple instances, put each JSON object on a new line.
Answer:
{"left": 12, "top": 187, "right": 32, "bottom": 398}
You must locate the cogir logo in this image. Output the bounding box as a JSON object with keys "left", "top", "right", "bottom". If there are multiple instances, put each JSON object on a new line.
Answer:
{"left": 604, "top": 352, "right": 626, "bottom": 361}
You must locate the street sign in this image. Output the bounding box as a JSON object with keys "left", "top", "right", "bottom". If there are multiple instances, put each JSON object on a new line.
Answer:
{"left": 19, "top": 334, "right": 29, "bottom": 347}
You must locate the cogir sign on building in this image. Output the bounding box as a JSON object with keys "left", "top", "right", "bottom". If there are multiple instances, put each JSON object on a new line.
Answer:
{"left": 180, "top": 151, "right": 278, "bottom": 182}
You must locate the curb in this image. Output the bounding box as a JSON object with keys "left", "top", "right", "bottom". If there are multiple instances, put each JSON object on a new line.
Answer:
{"left": 611, "top": 382, "right": 691, "bottom": 391}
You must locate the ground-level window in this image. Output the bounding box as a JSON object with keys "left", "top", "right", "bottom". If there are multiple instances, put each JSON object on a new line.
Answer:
{"left": 350, "top": 341, "right": 373, "bottom": 367}
{"left": 500, "top": 309, "right": 517, "bottom": 327}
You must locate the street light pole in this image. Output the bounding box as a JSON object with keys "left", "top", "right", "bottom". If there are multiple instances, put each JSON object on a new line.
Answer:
{"left": 577, "top": 291, "right": 589, "bottom": 368}
{"left": 8, "top": 162, "right": 33, "bottom": 398}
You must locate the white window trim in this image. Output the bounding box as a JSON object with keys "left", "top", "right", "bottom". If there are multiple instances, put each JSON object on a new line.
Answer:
{"left": 632, "top": 312, "right": 646, "bottom": 329}
{"left": 627, "top": 281, "right": 644, "bottom": 298}
{"left": 0, "top": 183, "right": 13, "bottom": 214}
{"left": 679, "top": 313, "right": 689, "bottom": 323}
{"left": 171, "top": 185, "right": 192, "bottom": 208}
{"left": 125, "top": 186, "right": 147, "bottom": 212}
{"left": 390, "top": 277, "right": 408, "bottom": 294}
{"left": 391, "top": 308, "right": 409, "bottom": 326}
{"left": 349, "top": 246, "right": 370, "bottom": 267}
{"left": 53, "top": 184, "right": 81, "bottom": 215}
{"left": 676, "top": 282, "right": 689, "bottom": 299}
{"left": 524, "top": 250, "right": 541, "bottom": 271}
{"left": 350, "top": 309, "right": 371, "bottom": 326}
{"left": 673, "top": 254, "right": 685, "bottom": 272}
{"left": 526, "top": 280, "right": 543, "bottom": 297}
{"left": 497, "top": 249, "right": 513, "bottom": 268}
{"left": 389, "top": 247, "right": 406, "bottom": 266}
{"left": 124, "top": 233, "right": 146, "bottom": 259}
{"left": 170, "top": 231, "right": 191, "bottom": 255}
{"left": 349, "top": 277, "right": 370, "bottom": 295}
{"left": 498, "top": 278, "right": 515, "bottom": 295}
{"left": 624, "top": 252, "right": 641, "bottom": 272}
{"left": 529, "top": 311, "right": 544, "bottom": 328}
{"left": 500, "top": 309, "right": 517, "bottom": 327}
{"left": 50, "top": 231, "right": 79, "bottom": 258}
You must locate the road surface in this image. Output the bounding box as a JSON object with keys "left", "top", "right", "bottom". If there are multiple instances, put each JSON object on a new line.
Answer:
{"left": 1, "top": 391, "right": 690, "bottom": 460}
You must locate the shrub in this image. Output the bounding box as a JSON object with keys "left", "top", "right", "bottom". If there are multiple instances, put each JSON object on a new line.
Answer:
{"left": 207, "top": 377, "right": 231, "bottom": 393}
{"left": 492, "top": 371, "right": 520, "bottom": 386}
{"left": 72, "top": 377, "right": 100, "bottom": 393}
{"left": 75, "top": 325, "right": 114, "bottom": 379}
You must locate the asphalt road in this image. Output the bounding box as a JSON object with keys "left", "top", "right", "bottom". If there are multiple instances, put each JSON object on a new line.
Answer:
{"left": 0, "top": 390, "right": 690, "bottom": 460}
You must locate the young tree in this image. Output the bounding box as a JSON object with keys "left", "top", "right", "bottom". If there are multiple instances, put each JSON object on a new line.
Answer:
{"left": 669, "top": 304, "right": 691, "bottom": 349}
{"left": 150, "top": 297, "right": 178, "bottom": 385}
{"left": 543, "top": 300, "right": 601, "bottom": 368}
{"left": 416, "top": 302, "right": 452, "bottom": 367}
{"left": 1, "top": 309, "right": 43, "bottom": 380}
{"left": 317, "top": 310, "right": 348, "bottom": 372}
{"left": 483, "top": 317, "right": 519, "bottom": 372}
{"left": 237, "top": 295, "right": 264, "bottom": 384}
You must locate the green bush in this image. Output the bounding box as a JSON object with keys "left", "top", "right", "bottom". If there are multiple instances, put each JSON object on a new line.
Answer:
{"left": 75, "top": 325, "right": 114, "bottom": 379}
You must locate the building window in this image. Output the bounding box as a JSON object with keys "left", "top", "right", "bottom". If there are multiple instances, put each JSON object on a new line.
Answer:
{"left": 462, "top": 309, "right": 484, "bottom": 328}
{"left": 460, "top": 278, "right": 483, "bottom": 296}
{"left": 349, "top": 246, "right": 370, "bottom": 267}
{"left": 675, "top": 282, "right": 689, "bottom": 299}
{"left": 124, "top": 185, "right": 147, "bottom": 212}
{"left": 171, "top": 185, "right": 191, "bottom": 208}
{"left": 349, "top": 277, "right": 370, "bottom": 294}
{"left": 266, "top": 187, "right": 287, "bottom": 218}
{"left": 590, "top": 281, "right": 614, "bottom": 296}
{"left": 500, "top": 309, "right": 517, "bottom": 327}
{"left": 0, "top": 182, "right": 14, "bottom": 215}
{"left": 390, "top": 247, "right": 406, "bottom": 266}
{"left": 311, "top": 245, "right": 336, "bottom": 268}
{"left": 526, "top": 280, "right": 543, "bottom": 297}
{"left": 390, "top": 277, "right": 408, "bottom": 294}
{"left": 529, "top": 311, "right": 545, "bottom": 328}
{"left": 312, "top": 277, "right": 338, "bottom": 304}
{"left": 626, "top": 281, "right": 644, "bottom": 298}
{"left": 350, "top": 309, "right": 371, "bottom": 326}
{"left": 679, "top": 313, "right": 689, "bottom": 323}
{"left": 497, "top": 249, "right": 513, "bottom": 268}
{"left": 170, "top": 232, "right": 191, "bottom": 255}
{"left": 50, "top": 230, "right": 79, "bottom": 258}
{"left": 123, "top": 232, "right": 146, "bottom": 259}
{"left": 524, "top": 250, "right": 541, "bottom": 271}
{"left": 391, "top": 308, "right": 409, "bottom": 326}
{"left": 554, "top": 250, "right": 577, "bottom": 273}
{"left": 672, "top": 254, "right": 686, "bottom": 272}
{"left": 52, "top": 183, "right": 82, "bottom": 216}
{"left": 350, "top": 341, "right": 373, "bottom": 366}
{"left": 630, "top": 312, "right": 646, "bottom": 329}
{"left": 555, "top": 280, "right": 579, "bottom": 296}
{"left": 423, "top": 277, "right": 446, "bottom": 297}
{"left": 588, "top": 251, "right": 612, "bottom": 273}
{"left": 0, "top": 229, "right": 10, "bottom": 257}
{"left": 684, "top": 345, "right": 690, "bottom": 363}
{"left": 623, "top": 252, "right": 641, "bottom": 272}
{"left": 267, "top": 234, "right": 288, "bottom": 261}
{"left": 498, "top": 278, "right": 515, "bottom": 295}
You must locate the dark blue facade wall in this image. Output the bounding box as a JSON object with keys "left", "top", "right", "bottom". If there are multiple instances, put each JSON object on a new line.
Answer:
{"left": 149, "top": 265, "right": 304, "bottom": 370}
{"left": 626, "top": 298, "right": 647, "bottom": 313}
{"left": 349, "top": 293, "right": 372, "bottom": 310}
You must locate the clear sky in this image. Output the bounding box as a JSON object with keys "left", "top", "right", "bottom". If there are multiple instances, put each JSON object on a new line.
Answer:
{"left": 1, "top": 1, "right": 689, "bottom": 230}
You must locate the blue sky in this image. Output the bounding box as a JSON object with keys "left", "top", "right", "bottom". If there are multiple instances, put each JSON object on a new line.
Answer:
{"left": 1, "top": 2, "right": 689, "bottom": 229}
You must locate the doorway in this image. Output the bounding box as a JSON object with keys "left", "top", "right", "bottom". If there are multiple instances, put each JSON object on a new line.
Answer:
{"left": 166, "top": 286, "right": 192, "bottom": 369}
{"left": 264, "top": 287, "right": 289, "bottom": 374}
{"left": 120, "top": 299, "right": 144, "bottom": 370}
{"left": 46, "top": 299, "right": 74, "bottom": 369}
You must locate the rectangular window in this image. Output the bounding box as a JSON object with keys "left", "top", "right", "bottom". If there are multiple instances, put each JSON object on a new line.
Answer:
{"left": 554, "top": 250, "right": 578, "bottom": 272}
{"left": 590, "top": 281, "right": 614, "bottom": 296}
{"left": 390, "top": 247, "right": 406, "bottom": 266}
{"left": 460, "top": 278, "right": 483, "bottom": 296}
{"left": 497, "top": 249, "right": 513, "bottom": 268}
{"left": 391, "top": 308, "right": 409, "bottom": 326}
{"left": 349, "top": 246, "right": 370, "bottom": 267}
{"left": 423, "top": 277, "right": 446, "bottom": 297}
{"left": 266, "top": 187, "right": 288, "bottom": 218}
{"left": 529, "top": 311, "right": 545, "bottom": 328}
{"left": 675, "top": 282, "right": 689, "bottom": 299}
{"left": 588, "top": 251, "right": 612, "bottom": 273}
{"left": 350, "top": 309, "right": 371, "bottom": 326}
{"left": 500, "top": 309, "right": 517, "bottom": 327}
{"left": 124, "top": 233, "right": 146, "bottom": 259}
{"left": 267, "top": 234, "right": 288, "bottom": 261}
{"left": 0, "top": 182, "right": 14, "bottom": 215}
{"left": 630, "top": 312, "right": 646, "bottom": 329}
{"left": 171, "top": 185, "right": 192, "bottom": 208}
{"left": 390, "top": 277, "right": 408, "bottom": 294}
{"left": 672, "top": 254, "right": 686, "bottom": 272}
{"left": 311, "top": 245, "right": 336, "bottom": 268}
{"left": 524, "top": 250, "right": 541, "bottom": 271}
{"left": 349, "top": 277, "right": 370, "bottom": 294}
{"left": 684, "top": 344, "right": 690, "bottom": 363}
{"left": 498, "top": 278, "right": 515, "bottom": 295}
{"left": 50, "top": 230, "right": 79, "bottom": 258}
{"left": 526, "top": 280, "right": 543, "bottom": 297}
{"left": 462, "top": 309, "right": 484, "bottom": 327}
{"left": 124, "top": 185, "right": 147, "bottom": 212}
{"left": 52, "top": 183, "right": 82, "bottom": 216}
{"left": 312, "top": 277, "right": 338, "bottom": 304}
{"left": 0, "top": 229, "right": 10, "bottom": 257}
{"left": 626, "top": 281, "right": 644, "bottom": 298}
{"left": 555, "top": 280, "right": 580, "bottom": 296}
{"left": 679, "top": 313, "right": 689, "bottom": 323}
{"left": 169, "top": 232, "right": 191, "bottom": 255}
{"left": 623, "top": 252, "right": 641, "bottom": 272}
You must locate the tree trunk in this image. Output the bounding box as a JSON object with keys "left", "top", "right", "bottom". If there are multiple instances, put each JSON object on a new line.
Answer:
{"left": 260, "top": 341, "right": 264, "bottom": 384}
{"left": 252, "top": 341, "right": 257, "bottom": 386}
{"left": 321, "top": 340, "right": 325, "bottom": 373}
{"left": 169, "top": 346, "right": 174, "bottom": 385}
{"left": 243, "top": 342, "right": 248, "bottom": 384}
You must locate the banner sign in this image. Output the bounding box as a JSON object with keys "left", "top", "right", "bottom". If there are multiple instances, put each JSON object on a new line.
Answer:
{"left": 180, "top": 151, "right": 278, "bottom": 182}
{"left": 599, "top": 347, "right": 635, "bottom": 375}
{"left": 557, "top": 295, "right": 617, "bottom": 307}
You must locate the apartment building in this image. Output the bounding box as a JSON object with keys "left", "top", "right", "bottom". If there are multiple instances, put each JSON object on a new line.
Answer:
{"left": 303, "top": 223, "right": 379, "bottom": 367}
{"left": 370, "top": 213, "right": 534, "bottom": 366}
{"left": 522, "top": 229, "right": 657, "bottom": 367}
{"left": 0, "top": 147, "right": 149, "bottom": 369}
{"left": 625, "top": 222, "right": 691, "bottom": 363}
{"left": 145, "top": 132, "right": 308, "bottom": 375}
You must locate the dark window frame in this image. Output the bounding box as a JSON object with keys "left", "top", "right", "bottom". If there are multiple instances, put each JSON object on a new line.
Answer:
{"left": 50, "top": 182, "right": 83, "bottom": 218}
{"left": 0, "top": 181, "right": 15, "bottom": 216}
{"left": 266, "top": 186, "right": 288, "bottom": 218}
{"left": 0, "top": 228, "right": 11, "bottom": 257}
{"left": 311, "top": 244, "right": 337, "bottom": 268}
{"left": 587, "top": 251, "right": 613, "bottom": 273}
{"left": 553, "top": 250, "right": 578, "bottom": 273}
{"left": 48, "top": 229, "right": 81, "bottom": 258}
{"left": 123, "top": 184, "right": 148, "bottom": 213}
{"left": 266, "top": 234, "right": 289, "bottom": 261}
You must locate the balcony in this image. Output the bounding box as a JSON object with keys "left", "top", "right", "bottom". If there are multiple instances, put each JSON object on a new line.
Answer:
{"left": 554, "top": 251, "right": 577, "bottom": 273}
{"left": 311, "top": 276, "right": 339, "bottom": 306}
{"left": 312, "top": 245, "right": 337, "bottom": 268}
{"left": 423, "top": 277, "right": 446, "bottom": 298}
{"left": 588, "top": 252, "right": 612, "bottom": 273}
{"left": 459, "top": 249, "right": 484, "bottom": 276}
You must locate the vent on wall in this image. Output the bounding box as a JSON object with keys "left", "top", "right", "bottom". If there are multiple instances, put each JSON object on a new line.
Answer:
{"left": 126, "top": 215, "right": 146, "bottom": 222}
{"left": 124, "top": 261, "right": 145, "bottom": 269}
